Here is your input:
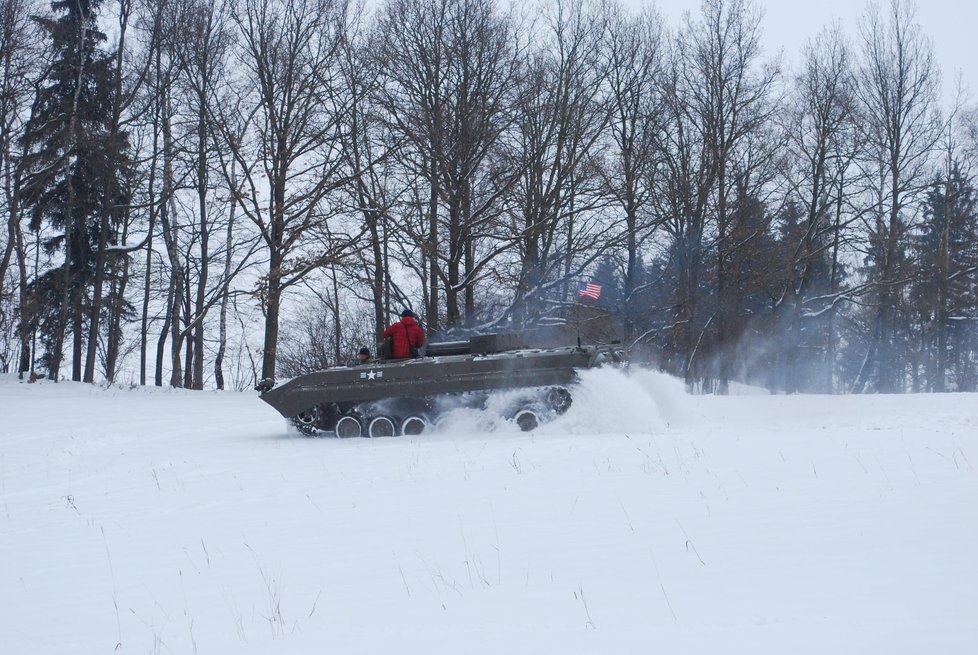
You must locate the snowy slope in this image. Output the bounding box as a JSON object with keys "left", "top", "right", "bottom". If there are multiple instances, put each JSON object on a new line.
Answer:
{"left": 1, "top": 370, "right": 976, "bottom": 654}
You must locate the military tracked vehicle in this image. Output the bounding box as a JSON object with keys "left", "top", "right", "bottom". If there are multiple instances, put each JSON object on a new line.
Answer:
{"left": 257, "top": 333, "right": 626, "bottom": 437}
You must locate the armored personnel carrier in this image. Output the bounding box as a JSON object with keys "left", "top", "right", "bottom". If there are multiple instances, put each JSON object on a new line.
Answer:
{"left": 258, "top": 333, "right": 626, "bottom": 437}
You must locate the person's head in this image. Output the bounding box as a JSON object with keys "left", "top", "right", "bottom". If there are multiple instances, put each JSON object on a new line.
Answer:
{"left": 357, "top": 347, "right": 370, "bottom": 362}
{"left": 400, "top": 308, "right": 415, "bottom": 319}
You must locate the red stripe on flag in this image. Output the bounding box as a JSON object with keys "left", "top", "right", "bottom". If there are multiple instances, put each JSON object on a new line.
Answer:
{"left": 578, "top": 282, "right": 602, "bottom": 300}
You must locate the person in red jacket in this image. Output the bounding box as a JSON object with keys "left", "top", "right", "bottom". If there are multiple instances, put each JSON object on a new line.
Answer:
{"left": 383, "top": 309, "right": 425, "bottom": 359}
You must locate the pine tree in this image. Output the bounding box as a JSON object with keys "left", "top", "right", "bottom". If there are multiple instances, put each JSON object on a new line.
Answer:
{"left": 913, "top": 167, "right": 978, "bottom": 391}
{"left": 772, "top": 200, "right": 841, "bottom": 393}
{"left": 20, "top": 0, "right": 126, "bottom": 381}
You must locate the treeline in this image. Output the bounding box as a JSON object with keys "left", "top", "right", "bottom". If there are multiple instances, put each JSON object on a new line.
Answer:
{"left": 0, "top": 0, "right": 975, "bottom": 393}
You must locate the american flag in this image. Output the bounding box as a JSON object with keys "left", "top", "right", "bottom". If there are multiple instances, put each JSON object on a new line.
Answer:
{"left": 578, "top": 281, "right": 602, "bottom": 301}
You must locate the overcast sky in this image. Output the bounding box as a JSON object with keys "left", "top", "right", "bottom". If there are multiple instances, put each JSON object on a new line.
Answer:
{"left": 644, "top": 0, "right": 972, "bottom": 103}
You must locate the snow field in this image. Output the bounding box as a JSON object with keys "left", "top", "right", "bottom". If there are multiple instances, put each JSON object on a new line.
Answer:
{"left": 0, "top": 371, "right": 976, "bottom": 653}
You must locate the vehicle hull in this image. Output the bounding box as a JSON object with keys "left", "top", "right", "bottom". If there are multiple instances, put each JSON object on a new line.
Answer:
{"left": 258, "top": 339, "right": 623, "bottom": 434}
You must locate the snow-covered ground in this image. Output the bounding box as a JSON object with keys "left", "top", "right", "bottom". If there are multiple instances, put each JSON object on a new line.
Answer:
{"left": 1, "top": 369, "right": 976, "bottom": 654}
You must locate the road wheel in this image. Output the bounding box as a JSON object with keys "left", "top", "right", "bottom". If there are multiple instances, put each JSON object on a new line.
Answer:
{"left": 335, "top": 415, "right": 363, "bottom": 438}
{"left": 368, "top": 416, "right": 396, "bottom": 438}
{"left": 545, "top": 387, "right": 573, "bottom": 414}
{"left": 515, "top": 409, "right": 539, "bottom": 432}
{"left": 400, "top": 416, "right": 427, "bottom": 435}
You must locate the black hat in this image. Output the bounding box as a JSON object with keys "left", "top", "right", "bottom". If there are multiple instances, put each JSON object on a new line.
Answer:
{"left": 400, "top": 309, "right": 414, "bottom": 318}
{"left": 358, "top": 347, "right": 370, "bottom": 357}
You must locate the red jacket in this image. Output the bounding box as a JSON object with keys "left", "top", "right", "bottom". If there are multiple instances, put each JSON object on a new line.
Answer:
{"left": 383, "top": 316, "right": 424, "bottom": 359}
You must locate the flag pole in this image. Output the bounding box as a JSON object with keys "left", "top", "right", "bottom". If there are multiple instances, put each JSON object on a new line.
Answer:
{"left": 575, "top": 282, "right": 582, "bottom": 349}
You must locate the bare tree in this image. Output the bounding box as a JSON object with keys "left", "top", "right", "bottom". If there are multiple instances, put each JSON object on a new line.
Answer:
{"left": 134, "top": 0, "right": 172, "bottom": 386}
{"left": 167, "top": 0, "right": 236, "bottom": 388}
{"left": 776, "top": 24, "right": 861, "bottom": 391}
{"left": 434, "top": 0, "right": 522, "bottom": 327}
{"left": 372, "top": 0, "right": 453, "bottom": 331}
{"left": 604, "top": 1, "right": 665, "bottom": 343}
{"left": 336, "top": 3, "right": 399, "bottom": 341}
{"left": 505, "top": 0, "right": 614, "bottom": 329}
{"left": 373, "top": 0, "right": 522, "bottom": 333}
{"left": 653, "top": 39, "right": 715, "bottom": 384}
{"left": 218, "top": 0, "right": 361, "bottom": 382}
{"left": 852, "top": 0, "right": 940, "bottom": 392}
{"left": 651, "top": 0, "right": 778, "bottom": 390}
{"left": 0, "top": 0, "right": 39, "bottom": 378}
{"left": 157, "top": 77, "right": 184, "bottom": 386}
{"left": 213, "top": 115, "right": 245, "bottom": 390}
{"left": 680, "top": 0, "right": 779, "bottom": 393}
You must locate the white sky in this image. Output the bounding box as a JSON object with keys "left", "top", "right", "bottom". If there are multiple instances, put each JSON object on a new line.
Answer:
{"left": 643, "top": 0, "right": 973, "bottom": 103}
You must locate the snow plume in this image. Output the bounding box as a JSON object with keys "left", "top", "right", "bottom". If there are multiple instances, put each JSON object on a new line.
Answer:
{"left": 432, "top": 366, "right": 687, "bottom": 436}
{"left": 541, "top": 367, "right": 672, "bottom": 435}
{"left": 431, "top": 389, "right": 535, "bottom": 434}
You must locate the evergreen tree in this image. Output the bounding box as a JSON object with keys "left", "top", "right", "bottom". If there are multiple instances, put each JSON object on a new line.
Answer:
{"left": 771, "top": 200, "right": 841, "bottom": 393}
{"left": 20, "top": 0, "right": 127, "bottom": 381}
{"left": 912, "top": 167, "right": 978, "bottom": 391}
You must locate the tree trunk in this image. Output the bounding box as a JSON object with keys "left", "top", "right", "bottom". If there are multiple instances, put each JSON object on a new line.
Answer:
{"left": 160, "top": 95, "right": 184, "bottom": 387}
{"left": 426, "top": 156, "right": 439, "bottom": 331}
{"left": 215, "top": 157, "right": 238, "bottom": 390}
{"left": 169, "top": 263, "right": 184, "bottom": 387}
{"left": 715, "top": 164, "right": 730, "bottom": 395}
{"left": 15, "top": 198, "right": 30, "bottom": 377}
{"left": 331, "top": 263, "right": 342, "bottom": 365}
{"left": 141, "top": 29, "right": 165, "bottom": 387}
{"left": 261, "top": 256, "right": 281, "bottom": 381}
{"left": 192, "top": 107, "right": 209, "bottom": 390}
{"left": 825, "top": 182, "right": 844, "bottom": 394}
{"left": 140, "top": 182, "right": 156, "bottom": 386}
{"left": 83, "top": 208, "right": 109, "bottom": 383}
{"left": 934, "top": 174, "right": 951, "bottom": 392}
{"left": 155, "top": 259, "right": 174, "bottom": 387}
{"left": 182, "top": 263, "right": 193, "bottom": 388}
{"left": 104, "top": 213, "right": 130, "bottom": 382}
{"left": 369, "top": 211, "right": 385, "bottom": 340}
{"left": 71, "top": 283, "right": 83, "bottom": 381}
{"left": 682, "top": 235, "right": 698, "bottom": 386}
{"left": 446, "top": 192, "right": 461, "bottom": 327}
{"left": 260, "top": 137, "right": 288, "bottom": 381}
{"left": 623, "top": 192, "right": 637, "bottom": 344}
